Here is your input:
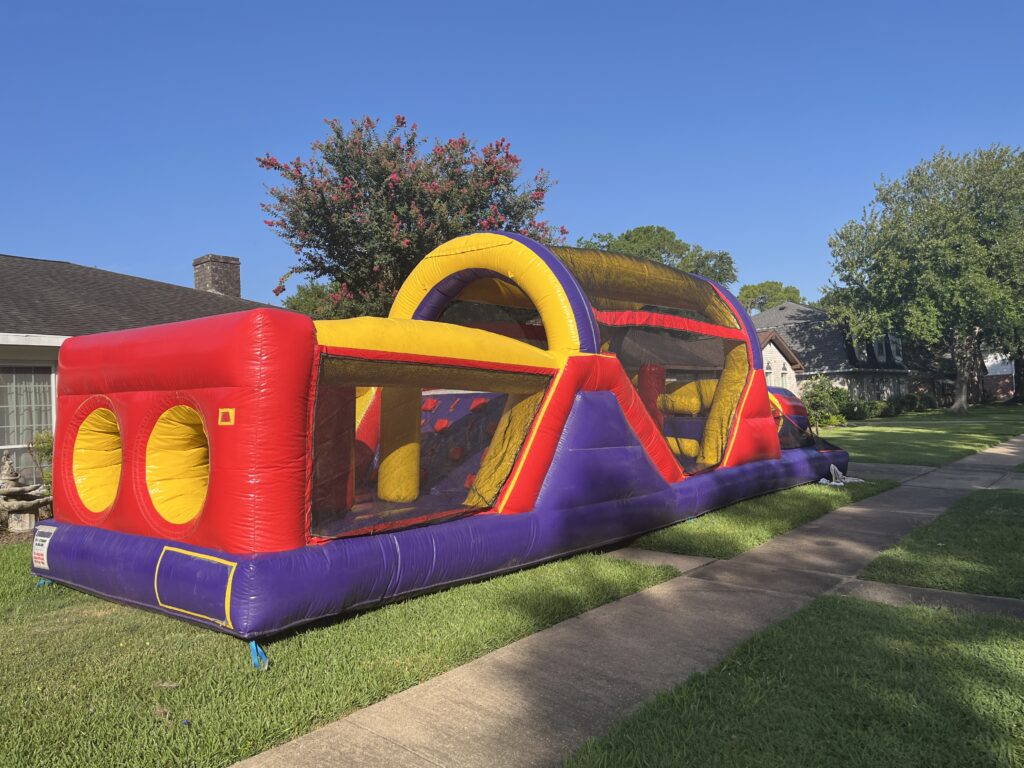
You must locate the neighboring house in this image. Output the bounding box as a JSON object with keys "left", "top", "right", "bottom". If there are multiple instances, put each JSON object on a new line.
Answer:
{"left": 983, "top": 354, "right": 1016, "bottom": 400}
{"left": 1, "top": 253, "right": 265, "bottom": 480}
{"left": 752, "top": 301, "right": 910, "bottom": 399}
{"left": 757, "top": 329, "right": 804, "bottom": 391}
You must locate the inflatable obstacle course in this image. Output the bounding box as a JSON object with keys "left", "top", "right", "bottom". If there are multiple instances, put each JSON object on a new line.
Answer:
{"left": 32, "top": 232, "right": 846, "bottom": 640}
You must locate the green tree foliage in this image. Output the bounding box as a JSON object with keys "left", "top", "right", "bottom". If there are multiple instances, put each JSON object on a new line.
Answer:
{"left": 737, "top": 281, "right": 806, "bottom": 313}
{"left": 28, "top": 430, "right": 54, "bottom": 486}
{"left": 281, "top": 280, "right": 357, "bottom": 320}
{"left": 824, "top": 146, "right": 1024, "bottom": 412}
{"left": 800, "top": 375, "right": 851, "bottom": 427}
{"left": 576, "top": 225, "right": 737, "bottom": 285}
{"left": 260, "top": 116, "right": 566, "bottom": 318}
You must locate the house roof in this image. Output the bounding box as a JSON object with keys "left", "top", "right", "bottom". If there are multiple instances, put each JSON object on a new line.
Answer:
{"left": 0, "top": 253, "right": 271, "bottom": 338}
{"left": 752, "top": 302, "right": 853, "bottom": 372}
{"left": 757, "top": 330, "right": 804, "bottom": 371}
{"left": 752, "top": 301, "right": 908, "bottom": 374}
{"left": 750, "top": 301, "right": 827, "bottom": 329}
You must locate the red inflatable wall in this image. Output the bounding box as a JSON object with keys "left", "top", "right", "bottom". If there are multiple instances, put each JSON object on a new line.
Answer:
{"left": 720, "top": 370, "right": 782, "bottom": 467}
{"left": 53, "top": 309, "right": 316, "bottom": 554}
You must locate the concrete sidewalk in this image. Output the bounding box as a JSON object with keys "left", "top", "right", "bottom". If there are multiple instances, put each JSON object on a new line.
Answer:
{"left": 834, "top": 579, "right": 1024, "bottom": 620}
{"left": 237, "top": 438, "right": 1024, "bottom": 768}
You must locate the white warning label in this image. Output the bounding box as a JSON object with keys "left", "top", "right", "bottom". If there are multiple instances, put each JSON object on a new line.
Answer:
{"left": 32, "top": 525, "right": 57, "bottom": 570}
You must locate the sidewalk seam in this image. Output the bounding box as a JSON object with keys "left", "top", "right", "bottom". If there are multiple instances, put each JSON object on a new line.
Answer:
{"left": 346, "top": 719, "right": 448, "bottom": 768}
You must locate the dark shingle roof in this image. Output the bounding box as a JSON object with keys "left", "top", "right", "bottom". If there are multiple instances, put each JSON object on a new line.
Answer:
{"left": 750, "top": 301, "right": 827, "bottom": 329}
{"left": 0, "top": 253, "right": 270, "bottom": 337}
{"left": 752, "top": 301, "right": 908, "bottom": 373}
{"left": 752, "top": 301, "right": 855, "bottom": 373}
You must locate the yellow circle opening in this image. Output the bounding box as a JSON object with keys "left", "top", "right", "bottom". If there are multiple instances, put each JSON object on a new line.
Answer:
{"left": 146, "top": 405, "right": 210, "bottom": 526}
{"left": 72, "top": 407, "right": 123, "bottom": 513}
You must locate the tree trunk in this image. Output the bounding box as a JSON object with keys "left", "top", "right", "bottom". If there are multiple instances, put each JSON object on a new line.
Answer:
{"left": 971, "top": 346, "right": 986, "bottom": 403}
{"left": 1013, "top": 352, "right": 1024, "bottom": 402}
{"left": 949, "top": 338, "right": 975, "bottom": 414}
{"left": 950, "top": 368, "right": 970, "bottom": 414}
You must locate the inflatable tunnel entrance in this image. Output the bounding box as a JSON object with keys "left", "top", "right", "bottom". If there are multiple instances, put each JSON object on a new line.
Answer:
{"left": 308, "top": 318, "right": 555, "bottom": 537}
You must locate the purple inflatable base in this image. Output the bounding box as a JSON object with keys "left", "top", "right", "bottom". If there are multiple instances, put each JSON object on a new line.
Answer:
{"left": 30, "top": 445, "right": 846, "bottom": 640}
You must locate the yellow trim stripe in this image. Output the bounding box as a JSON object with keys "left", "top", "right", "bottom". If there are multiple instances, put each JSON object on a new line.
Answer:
{"left": 154, "top": 546, "right": 237, "bottom": 629}
{"left": 767, "top": 392, "right": 785, "bottom": 433}
{"left": 720, "top": 371, "right": 755, "bottom": 466}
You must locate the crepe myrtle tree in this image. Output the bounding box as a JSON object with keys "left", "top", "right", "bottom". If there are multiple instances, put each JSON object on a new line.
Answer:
{"left": 824, "top": 146, "right": 1024, "bottom": 413}
{"left": 259, "top": 115, "right": 567, "bottom": 319}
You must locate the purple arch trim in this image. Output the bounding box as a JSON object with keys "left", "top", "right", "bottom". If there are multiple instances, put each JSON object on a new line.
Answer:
{"left": 697, "top": 276, "right": 764, "bottom": 370}
{"left": 411, "top": 268, "right": 507, "bottom": 322}
{"left": 411, "top": 233, "right": 601, "bottom": 354}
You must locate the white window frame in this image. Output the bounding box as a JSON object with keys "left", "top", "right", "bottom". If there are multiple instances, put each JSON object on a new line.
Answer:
{"left": 873, "top": 337, "right": 887, "bottom": 363}
{"left": 890, "top": 334, "right": 903, "bottom": 364}
{"left": 0, "top": 361, "right": 58, "bottom": 480}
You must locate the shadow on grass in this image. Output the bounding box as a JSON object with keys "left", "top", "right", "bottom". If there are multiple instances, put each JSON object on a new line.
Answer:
{"left": 630, "top": 480, "right": 897, "bottom": 559}
{"left": 822, "top": 404, "right": 1024, "bottom": 466}
{"left": 566, "top": 596, "right": 1024, "bottom": 768}
{"left": 0, "top": 539, "right": 676, "bottom": 768}
{"left": 863, "top": 489, "right": 1024, "bottom": 599}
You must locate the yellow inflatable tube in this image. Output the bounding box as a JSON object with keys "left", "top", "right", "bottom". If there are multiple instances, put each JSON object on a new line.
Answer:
{"left": 315, "top": 317, "right": 559, "bottom": 373}
{"left": 389, "top": 233, "right": 586, "bottom": 360}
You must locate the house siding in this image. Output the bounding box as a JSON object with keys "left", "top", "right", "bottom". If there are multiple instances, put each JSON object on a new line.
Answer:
{"left": 798, "top": 370, "right": 907, "bottom": 401}
{"left": 762, "top": 341, "right": 798, "bottom": 392}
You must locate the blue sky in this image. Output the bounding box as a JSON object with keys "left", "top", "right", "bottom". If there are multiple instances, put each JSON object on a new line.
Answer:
{"left": 3, "top": 1, "right": 1022, "bottom": 305}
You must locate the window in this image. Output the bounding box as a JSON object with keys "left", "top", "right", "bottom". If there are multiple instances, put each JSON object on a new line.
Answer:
{"left": 765, "top": 361, "right": 774, "bottom": 387}
{"left": 780, "top": 363, "right": 788, "bottom": 389}
{"left": 873, "top": 337, "right": 887, "bottom": 363}
{"left": 890, "top": 335, "right": 903, "bottom": 363}
{"left": 0, "top": 366, "right": 54, "bottom": 483}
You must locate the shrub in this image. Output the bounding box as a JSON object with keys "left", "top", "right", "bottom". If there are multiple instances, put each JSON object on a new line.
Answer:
{"left": 886, "top": 395, "right": 906, "bottom": 416}
{"left": 817, "top": 414, "right": 847, "bottom": 426}
{"left": 28, "top": 431, "right": 54, "bottom": 486}
{"left": 831, "top": 386, "right": 852, "bottom": 416}
{"left": 899, "top": 393, "right": 920, "bottom": 412}
{"left": 801, "top": 375, "right": 850, "bottom": 426}
{"left": 843, "top": 399, "right": 869, "bottom": 421}
{"left": 916, "top": 392, "right": 938, "bottom": 410}
{"left": 862, "top": 400, "right": 888, "bottom": 418}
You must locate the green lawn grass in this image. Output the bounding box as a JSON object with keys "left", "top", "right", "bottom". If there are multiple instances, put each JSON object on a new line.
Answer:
{"left": 566, "top": 597, "right": 1024, "bottom": 768}
{"left": 820, "top": 403, "right": 1024, "bottom": 466}
{"left": 0, "top": 544, "right": 676, "bottom": 768}
{"left": 632, "top": 480, "right": 896, "bottom": 559}
{"left": 862, "top": 489, "right": 1024, "bottom": 599}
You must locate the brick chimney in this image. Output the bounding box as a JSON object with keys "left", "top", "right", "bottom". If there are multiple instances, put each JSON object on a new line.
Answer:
{"left": 193, "top": 254, "right": 241, "bottom": 297}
